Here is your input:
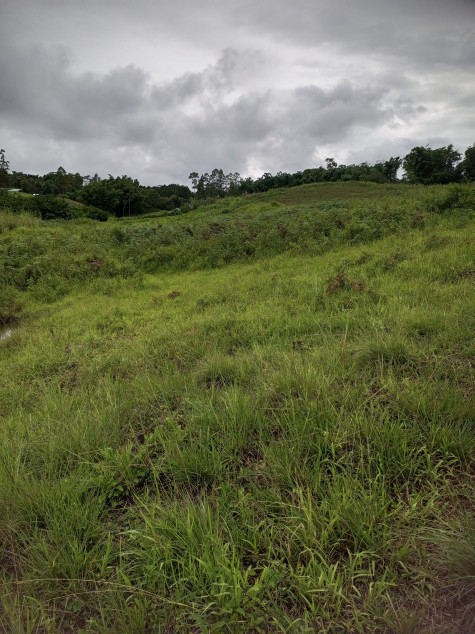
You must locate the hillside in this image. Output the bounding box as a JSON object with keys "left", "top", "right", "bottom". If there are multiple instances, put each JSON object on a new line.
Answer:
{"left": 0, "top": 183, "right": 474, "bottom": 632}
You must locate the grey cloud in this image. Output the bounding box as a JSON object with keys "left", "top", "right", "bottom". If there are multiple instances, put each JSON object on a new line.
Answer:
{"left": 152, "top": 73, "right": 204, "bottom": 109}
{"left": 70, "top": 66, "right": 148, "bottom": 113}
{"left": 0, "top": 0, "right": 473, "bottom": 184}
{"left": 291, "top": 83, "right": 389, "bottom": 136}
{"left": 0, "top": 45, "right": 70, "bottom": 117}
{"left": 226, "top": 0, "right": 475, "bottom": 70}
{"left": 390, "top": 98, "right": 427, "bottom": 119}
{"left": 151, "top": 48, "right": 241, "bottom": 110}
{"left": 0, "top": 42, "right": 452, "bottom": 182}
{"left": 0, "top": 44, "right": 149, "bottom": 141}
{"left": 139, "top": 80, "right": 402, "bottom": 180}
{"left": 212, "top": 91, "right": 274, "bottom": 142}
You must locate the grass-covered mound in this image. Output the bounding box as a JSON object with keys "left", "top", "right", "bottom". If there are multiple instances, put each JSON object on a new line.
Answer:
{"left": 0, "top": 183, "right": 474, "bottom": 632}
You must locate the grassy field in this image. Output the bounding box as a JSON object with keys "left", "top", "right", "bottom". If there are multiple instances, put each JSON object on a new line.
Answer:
{"left": 0, "top": 182, "right": 474, "bottom": 632}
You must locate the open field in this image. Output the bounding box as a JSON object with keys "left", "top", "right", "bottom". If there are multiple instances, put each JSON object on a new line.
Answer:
{"left": 0, "top": 182, "right": 474, "bottom": 632}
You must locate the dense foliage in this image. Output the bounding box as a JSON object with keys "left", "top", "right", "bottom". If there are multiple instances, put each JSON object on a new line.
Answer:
{"left": 0, "top": 189, "right": 107, "bottom": 221}
{"left": 9, "top": 165, "right": 83, "bottom": 195}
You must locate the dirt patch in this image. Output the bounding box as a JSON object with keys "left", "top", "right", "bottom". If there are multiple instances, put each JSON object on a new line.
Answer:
{"left": 88, "top": 258, "right": 104, "bottom": 272}
{"left": 454, "top": 270, "right": 475, "bottom": 282}
{"left": 326, "top": 270, "right": 365, "bottom": 295}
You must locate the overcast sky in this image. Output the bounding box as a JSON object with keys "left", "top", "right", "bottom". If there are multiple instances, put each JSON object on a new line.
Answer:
{"left": 1, "top": 0, "right": 474, "bottom": 185}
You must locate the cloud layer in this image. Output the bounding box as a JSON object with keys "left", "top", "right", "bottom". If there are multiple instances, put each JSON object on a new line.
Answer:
{"left": 0, "top": 0, "right": 473, "bottom": 184}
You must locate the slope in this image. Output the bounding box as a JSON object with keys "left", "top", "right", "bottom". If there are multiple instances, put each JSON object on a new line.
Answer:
{"left": 0, "top": 183, "right": 474, "bottom": 632}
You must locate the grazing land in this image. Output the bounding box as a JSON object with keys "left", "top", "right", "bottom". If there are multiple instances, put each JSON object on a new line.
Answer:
{"left": 0, "top": 182, "right": 474, "bottom": 632}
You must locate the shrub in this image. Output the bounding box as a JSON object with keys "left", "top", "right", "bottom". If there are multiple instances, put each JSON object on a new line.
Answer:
{"left": 426, "top": 185, "right": 474, "bottom": 213}
{"left": 34, "top": 196, "right": 75, "bottom": 220}
{"left": 83, "top": 205, "right": 109, "bottom": 221}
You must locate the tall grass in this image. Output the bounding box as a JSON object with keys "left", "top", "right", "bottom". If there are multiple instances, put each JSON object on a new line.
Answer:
{"left": 0, "top": 182, "right": 473, "bottom": 632}
{"left": 0, "top": 210, "right": 40, "bottom": 233}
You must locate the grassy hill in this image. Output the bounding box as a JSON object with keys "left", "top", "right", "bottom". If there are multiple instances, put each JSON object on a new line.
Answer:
{"left": 0, "top": 182, "right": 474, "bottom": 632}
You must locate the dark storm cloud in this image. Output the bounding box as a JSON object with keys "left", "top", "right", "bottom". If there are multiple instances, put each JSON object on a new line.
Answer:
{"left": 228, "top": 0, "right": 475, "bottom": 69}
{"left": 0, "top": 44, "right": 148, "bottom": 140}
{"left": 0, "top": 0, "right": 473, "bottom": 183}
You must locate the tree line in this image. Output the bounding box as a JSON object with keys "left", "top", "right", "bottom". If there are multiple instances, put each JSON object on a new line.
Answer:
{"left": 0, "top": 152, "right": 192, "bottom": 218}
{"left": 188, "top": 144, "right": 474, "bottom": 198}
{"left": 0, "top": 143, "right": 473, "bottom": 219}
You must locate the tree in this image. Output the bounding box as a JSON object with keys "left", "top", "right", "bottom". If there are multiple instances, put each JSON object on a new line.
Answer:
{"left": 403, "top": 145, "right": 462, "bottom": 184}
{"left": 459, "top": 144, "right": 475, "bottom": 182}
{"left": 227, "top": 172, "right": 242, "bottom": 196}
{"left": 80, "top": 179, "right": 119, "bottom": 212}
{"left": 10, "top": 172, "right": 42, "bottom": 194}
{"left": 257, "top": 172, "right": 278, "bottom": 191}
{"left": 209, "top": 168, "right": 226, "bottom": 198}
{"left": 55, "top": 166, "right": 68, "bottom": 194}
{"left": 383, "top": 157, "right": 402, "bottom": 182}
{"left": 189, "top": 169, "right": 242, "bottom": 199}
{"left": 325, "top": 157, "right": 337, "bottom": 170}
{"left": 240, "top": 177, "right": 255, "bottom": 194}
{"left": 80, "top": 175, "right": 144, "bottom": 216}
{"left": 0, "top": 149, "right": 10, "bottom": 187}
{"left": 188, "top": 172, "right": 199, "bottom": 193}
{"left": 365, "top": 166, "right": 387, "bottom": 183}
{"left": 196, "top": 174, "right": 207, "bottom": 199}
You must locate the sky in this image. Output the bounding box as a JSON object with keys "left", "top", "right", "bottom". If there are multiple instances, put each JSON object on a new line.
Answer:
{"left": 1, "top": 0, "right": 474, "bottom": 186}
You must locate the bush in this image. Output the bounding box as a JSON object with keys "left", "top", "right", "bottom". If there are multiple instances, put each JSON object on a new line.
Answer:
{"left": 32, "top": 196, "right": 109, "bottom": 221}
{"left": 83, "top": 205, "right": 109, "bottom": 221}
{"left": 426, "top": 185, "right": 474, "bottom": 213}
{"left": 0, "top": 190, "right": 38, "bottom": 215}
{"left": 34, "top": 196, "right": 76, "bottom": 220}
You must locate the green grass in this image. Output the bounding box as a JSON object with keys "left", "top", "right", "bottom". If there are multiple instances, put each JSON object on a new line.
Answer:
{"left": 0, "top": 182, "right": 474, "bottom": 632}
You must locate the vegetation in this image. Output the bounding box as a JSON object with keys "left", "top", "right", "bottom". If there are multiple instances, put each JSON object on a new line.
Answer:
{"left": 184, "top": 144, "right": 474, "bottom": 201}
{"left": 0, "top": 180, "right": 473, "bottom": 632}
{"left": 0, "top": 189, "right": 108, "bottom": 222}
{"left": 403, "top": 145, "right": 463, "bottom": 185}
{"left": 1, "top": 143, "right": 474, "bottom": 222}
